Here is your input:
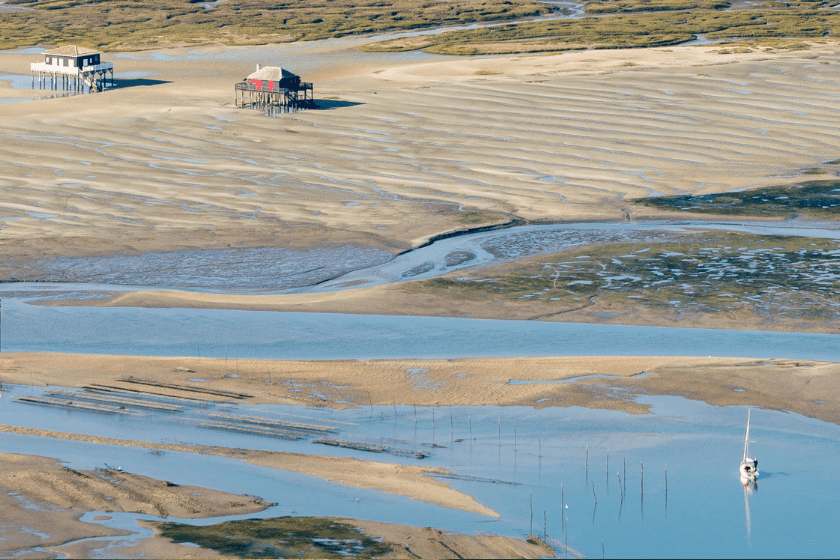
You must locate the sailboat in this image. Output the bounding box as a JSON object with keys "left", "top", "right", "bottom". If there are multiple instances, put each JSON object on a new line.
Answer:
{"left": 739, "top": 408, "right": 759, "bottom": 481}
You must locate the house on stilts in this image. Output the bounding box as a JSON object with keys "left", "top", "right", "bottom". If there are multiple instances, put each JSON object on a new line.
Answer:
{"left": 31, "top": 46, "right": 114, "bottom": 93}
{"left": 235, "top": 65, "right": 315, "bottom": 114}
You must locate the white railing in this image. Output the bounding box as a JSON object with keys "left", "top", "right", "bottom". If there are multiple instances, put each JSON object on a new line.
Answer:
{"left": 31, "top": 61, "right": 113, "bottom": 74}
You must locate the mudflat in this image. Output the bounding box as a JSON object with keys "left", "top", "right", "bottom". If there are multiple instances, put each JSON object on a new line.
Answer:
{"left": 3, "top": 351, "right": 839, "bottom": 426}
{"left": 2, "top": 41, "right": 840, "bottom": 285}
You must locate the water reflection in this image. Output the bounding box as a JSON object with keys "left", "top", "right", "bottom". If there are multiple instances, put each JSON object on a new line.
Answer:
{"left": 1, "top": 393, "right": 838, "bottom": 557}
{"left": 743, "top": 477, "right": 757, "bottom": 546}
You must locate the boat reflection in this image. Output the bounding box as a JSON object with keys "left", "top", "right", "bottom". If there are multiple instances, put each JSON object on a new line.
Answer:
{"left": 742, "top": 476, "right": 757, "bottom": 544}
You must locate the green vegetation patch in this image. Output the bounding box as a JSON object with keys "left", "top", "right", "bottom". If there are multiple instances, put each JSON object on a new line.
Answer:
{"left": 363, "top": 4, "right": 839, "bottom": 55}
{"left": 0, "top": 0, "right": 552, "bottom": 51}
{"left": 156, "top": 516, "right": 394, "bottom": 559}
{"left": 411, "top": 233, "right": 840, "bottom": 321}
{"left": 634, "top": 180, "right": 840, "bottom": 218}
{"left": 585, "top": 0, "right": 731, "bottom": 14}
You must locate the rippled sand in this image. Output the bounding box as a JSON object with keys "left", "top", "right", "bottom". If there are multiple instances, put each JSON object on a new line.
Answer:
{"left": 1, "top": 41, "right": 839, "bottom": 279}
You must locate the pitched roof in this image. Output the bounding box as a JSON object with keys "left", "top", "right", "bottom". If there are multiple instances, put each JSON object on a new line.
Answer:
{"left": 42, "top": 45, "right": 101, "bottom": 57}
{"left": 247, "top": 66, "right": 298, "bottom": 81}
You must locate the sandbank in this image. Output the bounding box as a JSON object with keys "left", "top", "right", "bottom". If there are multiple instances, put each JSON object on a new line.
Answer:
{"left": 2, "top": 41, "right": 840, "bottom": 281}
{"left": 47, "top": 278, "right": 840, "bottom": 334}
{"left": 0, "top": 451, "right": 269, "bottom": 558}
{"left": 0, "top": 424, "right": 496, "bottom": 517}
{"left": 2, "top": 352, "right": 839, "bottom": 424}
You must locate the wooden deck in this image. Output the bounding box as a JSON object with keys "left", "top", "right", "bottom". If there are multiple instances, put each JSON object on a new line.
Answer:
{"left": 235, "top": 81, "right": 315, "bottom": 113}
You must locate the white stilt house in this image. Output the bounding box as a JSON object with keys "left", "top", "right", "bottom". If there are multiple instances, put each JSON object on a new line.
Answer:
{"left": 31, "top": 46, "right": 114, "bottom": 93}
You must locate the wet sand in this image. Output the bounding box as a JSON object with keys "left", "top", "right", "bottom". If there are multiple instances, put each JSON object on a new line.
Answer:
{"left": 0, "top": 450, "right": 549, "bottom": 559}
{"left": 3, "top": 351, "right": 839, "bottom": 425}
{"left": 0, "top": 425, "right": 497, "bottom": 517}
{"left": 4, "top": 351, "right": 838, "bottom": 556}
{"left": 1, "top": 41, "right": 840, "bottom": 281}
{"left": 0, "top": 451, "right": 269, "bottom": 558}
{"left": 3, "top": 37, "right": 840, "bottom": 558}
{"left": 55, "top": 279, "right": 840, "bottom": 334}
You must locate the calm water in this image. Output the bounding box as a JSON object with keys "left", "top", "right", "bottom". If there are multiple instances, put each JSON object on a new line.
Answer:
{"left": 1, "top": 385, "right": 838, "bottom": 558}
{"left": 1, "top": 294, "right": 839, "bottom": 360}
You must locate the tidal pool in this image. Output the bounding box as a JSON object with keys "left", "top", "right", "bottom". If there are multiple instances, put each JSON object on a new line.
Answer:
{"left": 1, "top": 383, "right": 838, "bottom": 559}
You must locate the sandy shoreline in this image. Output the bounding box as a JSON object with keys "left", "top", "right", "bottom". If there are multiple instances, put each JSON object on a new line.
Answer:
{"left": 2, "top": 37, "right": 840, "bottom": 558}
{"left": 0, "top": 450, "right": 551, "bottom": 559}
{"left": 0, "top": 451, "right": 270, "bottom": 558}
{"left": 36, "top": 280, "right": 840, "bottom": 334}
{"left": 3, "top": 351, "right": 839, "bottom": 424}
{"left": 1, "top": 350, "right": 837, "bottom": 557}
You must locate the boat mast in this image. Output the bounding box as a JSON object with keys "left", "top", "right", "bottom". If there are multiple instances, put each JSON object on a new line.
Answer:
{"left": 743, "top": 409, "right": 751, "bottom": 461}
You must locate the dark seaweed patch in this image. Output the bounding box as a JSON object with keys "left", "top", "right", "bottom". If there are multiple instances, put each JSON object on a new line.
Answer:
{"left": 156, "top": 516, "right": 394, "bottom": 559}
{"left": 634, "top": 180, "right": 840, "bottom": 218}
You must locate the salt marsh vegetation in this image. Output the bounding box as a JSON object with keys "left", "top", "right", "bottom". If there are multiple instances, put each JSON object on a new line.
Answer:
{"left": 365, "top": 5, "right": 840, "bottom": 54}
{"left": 0, "top": 0, "right": 552, "bottom": 51}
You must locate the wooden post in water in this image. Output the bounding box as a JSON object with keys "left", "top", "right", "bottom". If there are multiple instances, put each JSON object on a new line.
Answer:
{"left": 586, "top": 444, "right": 589, "bottom": 479}
{"left": 561, "top": 483, "right": 564, "bottom": 538}
{"left": 514, "top": 420, "right": 517, "bottom": 453}
{"left": 606, "top": 448, "right": 609, "bottom": 484}
{"left": 449, "top": 411, "right": 453, "bottom": 442}
{"left": 530, "top": 488, "right": 533, "bottom": 534}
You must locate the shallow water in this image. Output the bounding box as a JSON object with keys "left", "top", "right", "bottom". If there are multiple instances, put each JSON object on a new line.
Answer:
{"left": 2, "top": 384, "right": 838, "bottom": 559}
{"left": 1, "top": 292, "right": 839, "bottom": 360}
{"left": 21, "top": 220, "right": 840, "bottom": 292}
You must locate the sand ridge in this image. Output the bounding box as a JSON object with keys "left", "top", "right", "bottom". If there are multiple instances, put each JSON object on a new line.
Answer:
{"left": 3, "top": 351, "right": 839, "bottom": 423}
{"left": 0, "top": 424, "right": 498, "bottom": 517}
{"left": 48, "top": 279, "right": 840, "bottom": 334}
{"left": 2, "top": 41, "right": 840, "bottom": 280}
